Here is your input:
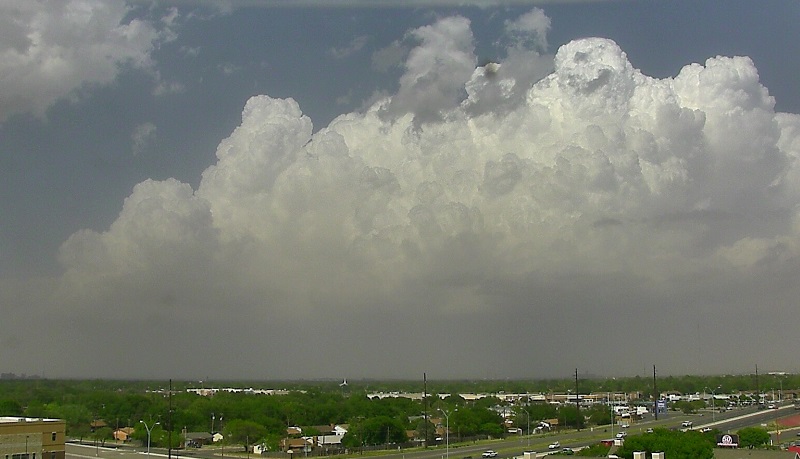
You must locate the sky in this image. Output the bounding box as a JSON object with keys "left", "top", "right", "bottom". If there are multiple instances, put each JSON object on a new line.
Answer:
{"left": 1, "top": 0, "right": 800, "bottom": 382}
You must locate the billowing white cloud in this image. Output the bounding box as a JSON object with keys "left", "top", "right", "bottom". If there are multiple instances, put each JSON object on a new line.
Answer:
{"left": 0, "top": 0, "right": 172, "bottom": 122}
{"left": 35, "top": 11, "right": 800, "bottom": 378}
{"left": 504, "top": 7, "right": 550, "bottom": 52}
{"left": 465, "top": 7, "right": 554, "bottom": 117}
{"left": 382, "top": 16, "right": 478, "bottom": 124}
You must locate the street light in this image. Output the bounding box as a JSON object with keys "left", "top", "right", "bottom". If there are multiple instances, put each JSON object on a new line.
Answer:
{"left": 522, "top": 408, "right": 530, "bottom": 449}
{"left": 140, "top": 420, "right": 160, "bottom": 458}
{"left": 439, "top": 408, "right": 456, "bottom": 459}
{"left": 218, "top": 414, "right": 224, "bottom": 457}
{"left": 706, "top": 386, "right": 721, "bottom": 423}
{"left": 609, "top": 393, "right": 614, "bottom": 440}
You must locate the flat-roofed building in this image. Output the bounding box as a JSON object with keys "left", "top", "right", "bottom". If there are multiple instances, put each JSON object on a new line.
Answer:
{"left": 0, "top": 417, "right": 66, "bottom": 459}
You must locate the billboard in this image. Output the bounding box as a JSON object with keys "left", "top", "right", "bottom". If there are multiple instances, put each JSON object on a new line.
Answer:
{"left": 656, "top": 399, "right": 667, "bottom": 414}
{"left": 717, "top": 434, "right": 739, "bottom": 448}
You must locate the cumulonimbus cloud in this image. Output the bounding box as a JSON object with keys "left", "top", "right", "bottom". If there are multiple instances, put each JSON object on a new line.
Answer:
{"left": 59, "top": 9, "right": 800, "bottom": 304}
{"left": 48, "top": 9, "right": 800, "bottom": 377}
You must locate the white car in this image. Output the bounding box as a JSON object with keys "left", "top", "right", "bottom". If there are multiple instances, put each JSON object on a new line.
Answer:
{"left": 681, "top": 421, "right": 693, "bottom": 428}
{"left": 548, "top": 441, "right": 560, "bottom": 449}
{"left": 482, "top": 451, "right": 498, "bottom": 458}
{"left": 615, "top": 432, "right": 627, "bottom": 438}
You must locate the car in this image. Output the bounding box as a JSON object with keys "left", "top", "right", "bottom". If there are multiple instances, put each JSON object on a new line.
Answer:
{"left": 548, "top": 441, "right": 560, "bottom": 449}
{"left": 560, "top": 448, "right": 574, "bottom": 455}
{"left": 615, "top": 432, "right": 627, "bottom": 438}
{"left": 681, "top": 421, "right": 693, "bottom": 428}
{"left": 620, "top": 423, "right": 630, "bottom": 428}
{"left": 482, "top": 451, "right": 498, "bottom": 458}
{"left": 699, "top": 427, "right": 712, "bottom": 433}
{"left": 646, "top": 428, "right": 654, "bottom": 433}
{"left": 768, "top": 404, "right": 777, "bottom": 409}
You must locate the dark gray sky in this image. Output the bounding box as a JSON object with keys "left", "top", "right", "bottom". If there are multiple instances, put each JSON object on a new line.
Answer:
{"left": 2, "top": 0, "right": 800, "bottom": 381}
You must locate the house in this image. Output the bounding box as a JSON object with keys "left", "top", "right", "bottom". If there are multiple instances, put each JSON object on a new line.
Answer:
{"left": 184, "top": 432, "right": 213, "bottom": 448}
{"left": 315, "top": 435, "right": 342, "bottom": 448}
{"left": 113, "top": 427, "right": 135, "bottom": 442}
{"left": 90, "top": 420, "right": 107, "bottom": 432}
{"left": 281, "top": 437, "right": 313, "bottom": 452}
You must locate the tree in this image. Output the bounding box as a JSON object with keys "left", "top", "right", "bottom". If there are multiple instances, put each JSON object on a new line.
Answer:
{"left": 558, "top": 405, "right": 585, "bottom": 430}
{"left": 71, "top": 424, "right": 91, "bottom": 443}
{"left": 0, "top": 399, "right": 23, "bottom": 415}
{"left": 358, "top": 416, "right": 407, "bottom": 446}
{"left": 223, "top": 419, "right": 267, "bottom": 452}
{"left": 450, "top": 406, "right": 502, "bottom": 437}
{"left": 585, "top": 404, "right": 611, "bottom": 426}
{"left": 671, "top": 400, "right": 704, "bottom": 414}
{"left": 737, "top": 426, "right": 770, "bottom": 448}
{"left": 521, "top": 402, "right": 558, "bottom": 424}
{"left": 617, "top": 428, "right": 714, "bottom": 459}
{"left": 414, "top": 418, "right": 438, "bottom": 445}
{"left": 93, "top": 427, "right": 114, "bottom": 447}
{"left": 575, "top": 443, "right": 610, "bottom": 456}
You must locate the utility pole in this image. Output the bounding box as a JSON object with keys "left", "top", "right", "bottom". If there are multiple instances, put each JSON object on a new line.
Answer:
{"left": 575, "top": 369, "right": 580, "bottom": 431}
{"left": 522, "top": 408, "right": 530, "bottom": 449}
{"left": 755, "top": 365, "right": 760, "bottom": 405}
{"left": 423, "top": 373, "right": 428, "bottom": 448}
{"left": 168, "top": 379, "right": 173, "bottom": 459}
{"left": 653, "top": 365, "right": 658, "bottom": 421}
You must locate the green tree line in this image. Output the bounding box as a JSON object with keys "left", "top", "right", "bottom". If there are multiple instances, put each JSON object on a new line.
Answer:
{"left": 0, "top": 373, "right": 793, "bottom": 451}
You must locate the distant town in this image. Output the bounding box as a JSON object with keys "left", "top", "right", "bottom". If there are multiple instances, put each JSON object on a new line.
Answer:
{"left": 2, "top": 373, "right": 800, "bottom": 458}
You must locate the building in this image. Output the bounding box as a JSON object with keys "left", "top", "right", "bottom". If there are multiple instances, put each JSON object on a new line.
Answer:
{"left": 0, "top": 417, "right": 66, "bottom": 459}
{"left": 112, "top": 427, "right": 135, "bottom": 442}
{"left": 183, "top": 432, "right": 212, "bottom": 448}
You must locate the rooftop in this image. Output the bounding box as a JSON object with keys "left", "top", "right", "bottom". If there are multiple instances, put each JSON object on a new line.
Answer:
{"left": 0, "top": 417, "right": 61, "bottom": 424}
